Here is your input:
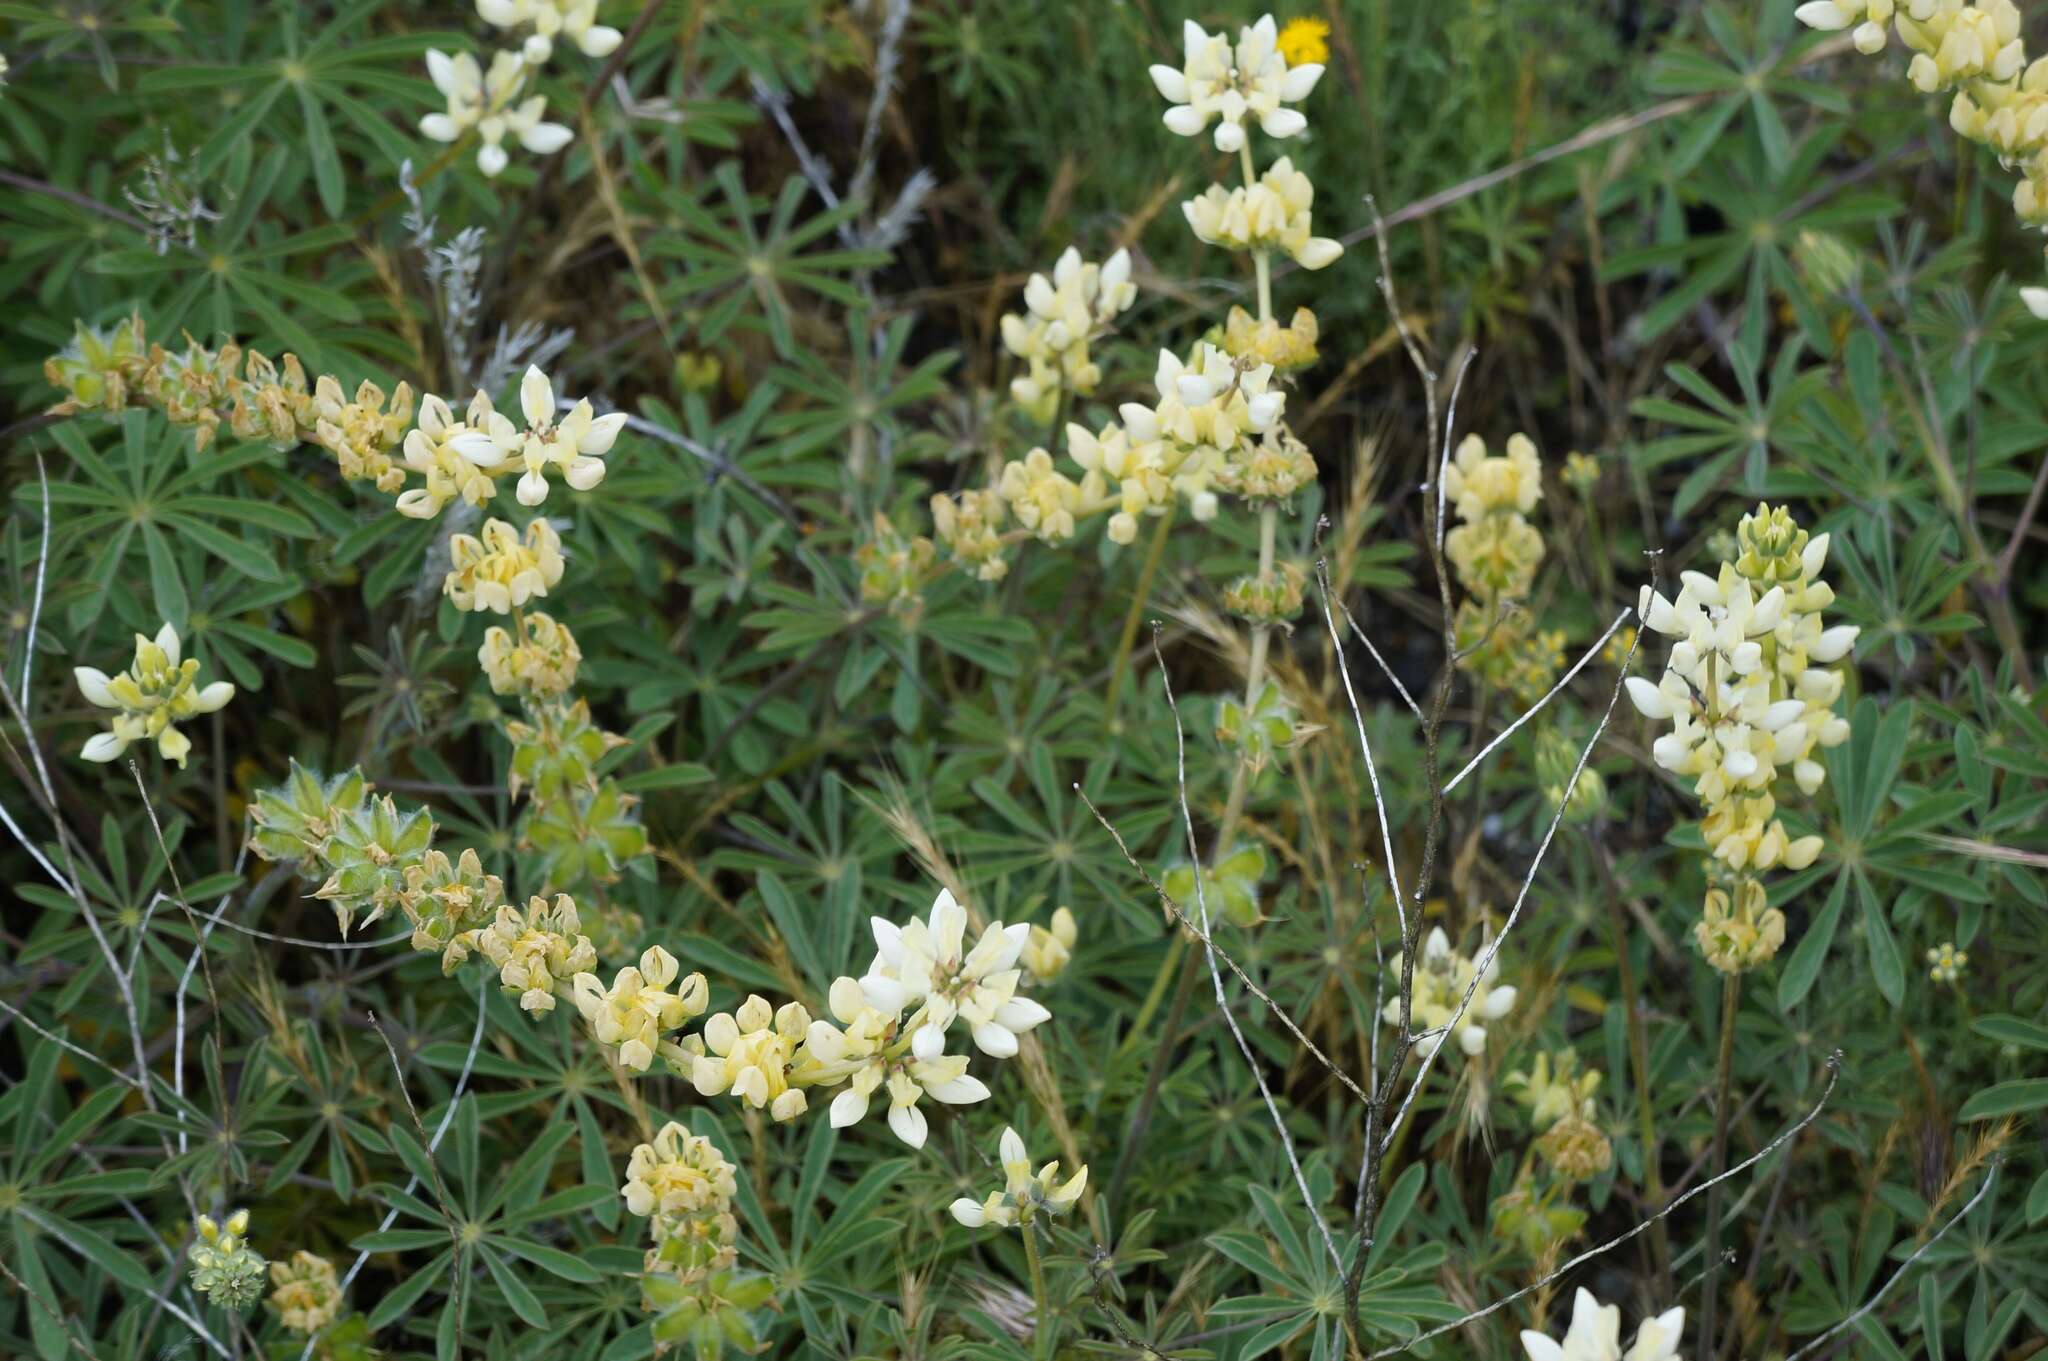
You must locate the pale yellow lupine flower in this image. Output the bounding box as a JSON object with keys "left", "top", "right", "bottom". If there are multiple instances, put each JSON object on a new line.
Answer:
{"left": 949, "top": 1126, "right": 1088, "bottom": 1228}
{"left": 572, "top": 946, "right": 709, "bottom": 1072}
{"left": 75, "top": 622, "right": 234, "bottom": 768}
{"left": 444, "top": 516, "right": 564, "bottom": 612}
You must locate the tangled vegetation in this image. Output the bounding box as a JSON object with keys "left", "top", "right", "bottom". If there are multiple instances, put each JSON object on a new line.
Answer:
{"left": 1, "top": 3, "right": 2045, "bottom": 1360}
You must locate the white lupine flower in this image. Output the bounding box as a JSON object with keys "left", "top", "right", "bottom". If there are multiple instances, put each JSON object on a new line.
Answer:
{"left": 1001, "top": 247, "right": 1137, "bottom": 419}
{"left": 788, "top": 975, "right": 991, "bottom": 1149}
{"left": 1150, "top": 14, "right": 1323, "bottom": 153}
{"left": 476, "top": 0, "right": 623, "bottom": 61}
{"left": 1521, "top": 1288, "right": 1684, "bottom": 1361}
{"left": 861, "top": 888, "right": 1049, "bottom": 1059}
{"left": 419, "top": 48, "right": 570, "bottom": 177}
{"left": 949, "top": 1126, "right": 1088, "bottom": 1229}
{"left": 2022, "top": 286, "right": 2048, "bottom": 318}
{"left": 1382, "top": 928, "right": 1516, "bottom": 1059}
{"left": 76, "top": 624, "right": 233, "bottom": 768}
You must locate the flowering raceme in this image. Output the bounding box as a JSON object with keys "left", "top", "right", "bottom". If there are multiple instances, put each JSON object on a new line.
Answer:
{"left": 1001, "top": 246, "right": 1136, "bottom": 422}
{"left": 1631, "top": 503, "right": 1856, "bottom": 969}
{"left": 75, "top": 623, "right": 234, "bottom": 768}
{"left": 1150, "top": 14, "right": 1323, "bottom": 152}
{"left": 1382, "top": 927, "right": 1518, "bottom": 1058}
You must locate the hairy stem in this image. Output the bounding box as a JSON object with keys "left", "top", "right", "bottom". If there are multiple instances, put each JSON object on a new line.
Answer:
{"left": 1697, "top": 973, "right": 1741, "bottom": 1360}
{"left": 1022, "top": 1223, "right": 1053, "bottom": 1361}
{"left": 1104, "top": 505, "right": 1177, "bottom": 724}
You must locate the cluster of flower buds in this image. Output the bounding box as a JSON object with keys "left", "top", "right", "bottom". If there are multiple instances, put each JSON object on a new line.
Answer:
{"left": 43, "top": 316, "right": 415, "bottom": 486}
{"left": 445, "top": 517, "right": 566, "bottom": 613}
{"left": 1213, "top": 677, "right": 1309, "bottom": 771}
{"left": 1001, "top": 246, "right": 1136, "bottom": 423}
{"left": 74, "top": 623, "right": 234, "bottom": 768}
{"left": 248, "top": 762, "right": 508, "bottom": 950}
{"left": 188, "top": 1210, "right": 266, "bottom": 1311}
{"left": 1694, "top": 876, "right": 1788, "bottom": 974}
{"left": 1382, "top": 927, "right": 1518, "bottom": 1059}
{"left": 574, "top": 945, "right": 710, "bottom": 1071}
{"left": 479, "top": 610, "right": 583, "bottom": 698}
{"left": 460, "top": 893, "right": 598, "bottom": 1012}
{"left": 622, "top": 1123, "right": 777, "bottom": 1358}
{"left": 854, "top": 513, "right": 937, "bottom": 608}
{"left": 949, "top": 1126, "right": 1088, "bottom": 1229}
{"left": 1507, "top": 1050, "right": 1613, "bottom": 1183}
{"left": 266, "top": 1252, "right": 343, "bottom": 1336}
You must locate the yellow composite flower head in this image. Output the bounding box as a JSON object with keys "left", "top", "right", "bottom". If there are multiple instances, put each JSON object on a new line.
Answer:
{"left": 949, "top": 1126, "right": 1088, "bottom": 1229}
{"left": 1150, "top": 14, "right": 1325, "bottom": 152}
{"left": 572, "top": 945, "right": 710, "bottom": 1072}
{"left": 75, "top": 622, "right": 234, "bottom": 769}
{"left": 444, "top": 516, "right": 565, "bottom": 613}
{"left": 1277, "top": 16, "right": 1331, "bottom": 66}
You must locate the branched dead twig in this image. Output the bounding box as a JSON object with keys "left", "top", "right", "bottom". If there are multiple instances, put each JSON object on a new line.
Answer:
{"left": 1369, "top": 1053, "right": 1845, "bottom": 1359}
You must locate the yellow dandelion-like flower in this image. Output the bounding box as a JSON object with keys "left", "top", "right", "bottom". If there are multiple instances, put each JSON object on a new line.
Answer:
{"left": 1277, "top": 17, "right": 1331, "bottom": 67}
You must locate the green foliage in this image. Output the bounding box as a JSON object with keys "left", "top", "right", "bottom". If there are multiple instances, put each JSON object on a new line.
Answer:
{"left": 1, "top": 3, "right": 2045, "bottom": 1360}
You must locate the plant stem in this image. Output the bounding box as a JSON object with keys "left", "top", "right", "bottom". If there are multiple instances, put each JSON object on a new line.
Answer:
{"left": 1104, "top": 505, "right": 1177, "bottom": 725}
{"left": 1605, "top": 868, "right": 1670, "bottom": 1284}
{"left": 1021, "top": 1223, "right": 1053, "bottom": 1361}
{"left": 1698, "top": 972, "right": 1741, "bottom": 1361}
